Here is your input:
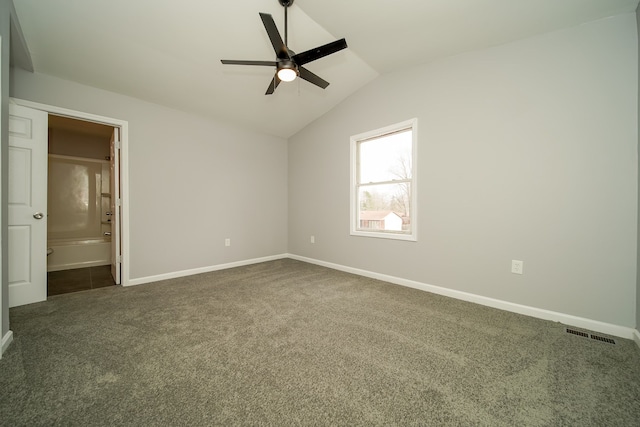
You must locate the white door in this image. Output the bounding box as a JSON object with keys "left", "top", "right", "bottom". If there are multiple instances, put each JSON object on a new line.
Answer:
{"left": 8, "top": 104, "right": 48, "bottom": 307}
{"left": 110, "top": 128, "right": 121, "bottom": 285}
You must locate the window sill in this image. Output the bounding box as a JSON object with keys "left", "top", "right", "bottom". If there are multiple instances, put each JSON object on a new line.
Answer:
{"left": 350, "top": 230, "right": 417, "bottom": 241}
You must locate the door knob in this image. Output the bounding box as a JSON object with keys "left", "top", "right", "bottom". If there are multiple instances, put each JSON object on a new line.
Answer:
{"left": 33, "top": 212, "right": 44, "bottom": 220}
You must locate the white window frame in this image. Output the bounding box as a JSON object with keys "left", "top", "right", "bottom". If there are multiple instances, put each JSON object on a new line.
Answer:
{"left": 350, "top": 118, "right": 418, "bottom": 241}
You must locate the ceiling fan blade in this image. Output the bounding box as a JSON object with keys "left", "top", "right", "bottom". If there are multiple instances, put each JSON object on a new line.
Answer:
{"left": 265, "top": 74, "right": 281, "bottom": 95}
{"left": 292, "top": 38, "right": 347, "bottom": 66}
{"left": 259, "top": 13, "right": 289, "bottom": 59}
{"left": 298, "top": 67, "right": 329, "bottom": 89}
{"left": 221, "top": 60, "right": 277, "bottom": 66}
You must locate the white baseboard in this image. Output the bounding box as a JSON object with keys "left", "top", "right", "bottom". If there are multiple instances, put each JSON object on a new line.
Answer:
{"left": 120, "top": 252, "right": 638, "bottom": 343}
{"left": 288, "top": 254, "right": 637, "bottom": 341}
{"left": 1, "top": 330, "right": 14, "bottom": 358}
{"left": 126, "top": 254, "right": 289, "bottom": 287}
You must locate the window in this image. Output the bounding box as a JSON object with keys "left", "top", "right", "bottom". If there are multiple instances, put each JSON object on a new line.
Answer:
{"left": 350, "top": 118, "right": 417, "bottom": 241}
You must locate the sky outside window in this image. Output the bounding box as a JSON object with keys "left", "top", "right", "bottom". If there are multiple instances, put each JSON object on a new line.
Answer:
{"left": 359, "top": 130, "right": 412, "bottom": 184}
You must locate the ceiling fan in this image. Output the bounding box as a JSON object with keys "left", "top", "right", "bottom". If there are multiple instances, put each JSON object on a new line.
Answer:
{"left": 221, "top": 0, "right": 348, "bottom": 95}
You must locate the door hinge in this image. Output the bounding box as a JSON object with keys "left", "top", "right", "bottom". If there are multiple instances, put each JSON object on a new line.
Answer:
{"left": 116, "top": 255, "right": 122, "bottom": 263}
{"left": 116, "top": 198, "right": 121, "bottom": 207}
{"left": 114, "top": 139, "right": 121, "bottom": 150}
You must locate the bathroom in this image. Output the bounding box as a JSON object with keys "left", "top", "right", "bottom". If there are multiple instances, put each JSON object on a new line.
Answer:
{"left": 46, "top": 115, "right": 117, "bottom": 295}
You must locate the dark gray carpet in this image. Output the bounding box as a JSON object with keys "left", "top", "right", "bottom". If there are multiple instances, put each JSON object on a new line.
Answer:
{"left": 1, "top": 259, "right": 639, "bottom": 426}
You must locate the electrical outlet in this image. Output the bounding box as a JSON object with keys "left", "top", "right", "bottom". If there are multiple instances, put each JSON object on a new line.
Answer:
{"left": 511, "top": 260, "right": 523, "bottom": 275}
{"left": 310, "top": 235, "right": 315, "bottom": 244}
{"left": 225, "top": 238, "right": 231, "bottom": 247}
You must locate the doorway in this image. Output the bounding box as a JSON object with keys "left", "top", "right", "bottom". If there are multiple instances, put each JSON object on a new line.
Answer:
{"left": 9, "top": 98, "right": 129, "bottom": 306}
{"left": 46, "top": 115, "right": 117, "bottom": 295}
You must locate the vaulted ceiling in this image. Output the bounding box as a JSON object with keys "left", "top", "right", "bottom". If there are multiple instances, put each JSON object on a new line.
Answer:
{"left": 12, "top": 0, "right": 640, "bottom": 138}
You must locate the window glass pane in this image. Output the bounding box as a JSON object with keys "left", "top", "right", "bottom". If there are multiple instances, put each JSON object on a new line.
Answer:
{"left": 359, "top": 129, "right": 412, "bottom": 184}
{"left": 358, "top": 183, "right": 411, "bottom": 232}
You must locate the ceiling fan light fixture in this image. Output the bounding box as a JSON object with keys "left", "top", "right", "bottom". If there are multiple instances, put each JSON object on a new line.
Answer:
{"left": 277, "top": 65, "right": 298, "bottom": 82}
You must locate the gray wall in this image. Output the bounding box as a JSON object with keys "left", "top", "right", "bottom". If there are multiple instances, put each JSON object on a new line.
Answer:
{"left": 289, "top": 13, "right": 638, "bottom": 328}
{"left": 11, "top": 69, "right": 288, "bottom": 282}
{"left": 637, "top": 4, "right": 640, "bottom": 332}
{"left": 0, "top": 0, "right": 10, "bottom": 344}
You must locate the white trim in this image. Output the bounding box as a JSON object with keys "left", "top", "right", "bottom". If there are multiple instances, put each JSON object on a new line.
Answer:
{"left": 127, "top": 254, "right": 289, "bottom": 287}
{"left": 288, "top": 254, "right": 637, "bottom": 340}
{"left": 633, "top": 329, "right": 640, "bottom": 349}
{"left": 9, "top": 97, "right": 130, "bottom": 286}
{"left": 1, "top": 330, "right": 14, "bottom": 358}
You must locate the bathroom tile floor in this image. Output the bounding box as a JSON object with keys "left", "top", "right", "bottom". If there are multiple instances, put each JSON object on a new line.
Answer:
{"left": 47, "top": 265, "right": 116, "bottom": 296}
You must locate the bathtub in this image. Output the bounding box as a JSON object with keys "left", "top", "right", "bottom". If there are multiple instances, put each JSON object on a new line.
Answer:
{"left": 47, "top": 237, "right": 111, "bottom": 272}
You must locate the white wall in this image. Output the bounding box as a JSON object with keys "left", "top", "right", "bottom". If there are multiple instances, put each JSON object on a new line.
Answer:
{"left": 289, "top": 13, "right": 638, "bottom": 328}
{"left": 11, "top": 69, "right": 288, "bottom": 281}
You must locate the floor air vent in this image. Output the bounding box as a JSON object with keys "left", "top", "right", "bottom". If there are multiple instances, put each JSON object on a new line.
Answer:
{"left": 565, "top": 328, "right": 616, "bottom": 345}
{"left": 590, "top": 334, "right": 616, "bottom": 345}
{"left": 565, "top": 328, "right": 589, "bottom": 338}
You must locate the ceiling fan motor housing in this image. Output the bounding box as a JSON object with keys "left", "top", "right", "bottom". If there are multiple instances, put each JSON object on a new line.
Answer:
{"left": 279, "top": 0, "right": 294, "bottom": 7}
